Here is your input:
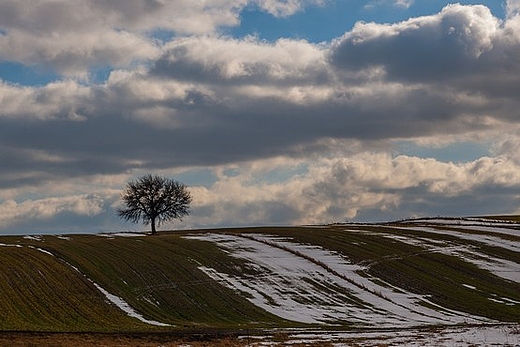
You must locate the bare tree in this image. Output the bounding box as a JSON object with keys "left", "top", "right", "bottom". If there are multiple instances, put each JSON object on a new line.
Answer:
{"left": 118, "top": 174, "right": 192, "bottom": 234}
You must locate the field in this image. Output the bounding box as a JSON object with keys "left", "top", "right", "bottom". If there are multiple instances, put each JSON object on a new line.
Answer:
{"left": 0, "top": 216, "right": 518, "bottom": 346}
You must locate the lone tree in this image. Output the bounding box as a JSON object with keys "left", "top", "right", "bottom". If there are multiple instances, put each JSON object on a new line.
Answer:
{"left": 118, "top": 174, "right": 192, "bottom": 234}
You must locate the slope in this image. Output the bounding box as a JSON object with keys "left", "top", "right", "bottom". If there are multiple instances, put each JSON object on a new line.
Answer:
{"left": 0, "top": 217, "right": 518, "bottom": 332}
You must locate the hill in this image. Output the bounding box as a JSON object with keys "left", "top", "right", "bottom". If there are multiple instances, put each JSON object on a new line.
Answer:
{"left": 0, "top": 217, "right": 518, "bottom": 344}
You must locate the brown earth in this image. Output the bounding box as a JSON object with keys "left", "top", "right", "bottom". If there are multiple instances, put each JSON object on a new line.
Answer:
{"left": 0, "top": 331, "right": 339, "bottom": 347}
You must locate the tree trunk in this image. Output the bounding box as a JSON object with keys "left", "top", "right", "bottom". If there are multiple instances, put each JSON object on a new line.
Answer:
{"left": 151, "top": 218, "right": 157, "bottom": 235}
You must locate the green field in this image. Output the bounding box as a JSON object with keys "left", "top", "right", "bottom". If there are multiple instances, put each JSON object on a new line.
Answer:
{"left": 0, "top": 217, "right": 518, "bottom": 333}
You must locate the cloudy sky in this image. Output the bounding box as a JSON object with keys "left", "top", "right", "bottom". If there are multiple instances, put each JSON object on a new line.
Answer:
{"left": 1, "top": 0, "right": 520, "bottom": 234}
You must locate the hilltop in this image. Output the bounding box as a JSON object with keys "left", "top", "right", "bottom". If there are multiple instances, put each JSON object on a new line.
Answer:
{"left": 0, "top": 216, "right": 518, "bottom": 345}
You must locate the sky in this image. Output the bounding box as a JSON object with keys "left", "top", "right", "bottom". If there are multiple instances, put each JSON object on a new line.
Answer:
{"left": 1, "top": 0, "right": 520, "bottom": 235}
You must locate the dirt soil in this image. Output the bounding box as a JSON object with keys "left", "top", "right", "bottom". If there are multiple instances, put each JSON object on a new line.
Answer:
{"left": 0, "top": 331, "right": 336, "bottom": 347}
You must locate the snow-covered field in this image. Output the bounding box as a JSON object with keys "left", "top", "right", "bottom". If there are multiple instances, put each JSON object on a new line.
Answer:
{"left": 2, "top": 217, "right": 517, "bottom": 345}
{"left": 386, "top": 218, "right": 520, "bottom": 283}
{"left": 237, "top": 324, "right": 519, "bottom": 346}
{"left": 184, "top": 218, "right": 519, "bottom": 345}
{"left": 190, "top": 233, "right": 488, "bottom": 327}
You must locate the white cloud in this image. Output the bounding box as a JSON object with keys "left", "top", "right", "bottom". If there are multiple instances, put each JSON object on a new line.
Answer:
{"left": 364, "top": 0, "right": 414, "bottom": 10}
{"left": 2, "top": 137, "right": 520, "bottom": 232}
{"left": 394, "top": 0, "right": 413, "bottom": 8}
{"left": 506, "top": 0, "right": 520, "bottom": 18}
{"left": 186, "top": 148, "right": 520, "bottom": 226}
{"left": 0, "top": 0, "right": 327, "bottom": 78}
{"left": 331, "top": 3, "right": 499, "bottom": 78}
{"left": 0, "top": 1, "right": 163, "bottom": 77}
{"left": 254, "top": 0, "right": 325, "bottom": 17}
{"left": 0, "top": 80, "right": 90, "bottom": 120}
{"left": 156, "top": 35, "right": 328, "bottom": 83}
{"left": 1, "top": 29, "right": 159, "bottom": 78}
{"left": 0, "top": 0, "right": 242, "bottom": 35}
{"left": 0, "top": 195, "right": 104, "bottom": 228}
{"left": 1, "top": 2, "right": 520, "bottom": 233}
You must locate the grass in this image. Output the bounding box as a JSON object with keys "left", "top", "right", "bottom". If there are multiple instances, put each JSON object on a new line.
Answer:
{"left": 0, "top": 245, "right": 146, "bottom": 331}
{"left": 0, "top": 221, "right": 518, "bottom": 333}
{"left": 38, "top": 234, "right": 289, "bottom": 330}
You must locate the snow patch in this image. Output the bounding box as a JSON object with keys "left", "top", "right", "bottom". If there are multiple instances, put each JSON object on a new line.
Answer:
{"left": 59, "top": 256, "right": 170, "bottom": 327}
{"left": 247, "top": 324, "right": 519, "bottom": 346}
{"left": 35, "top": 247, "right": 54, "bottom": 256}
{"left": 97, "top": 232, "right": 147, "bottom": 238}
{"left": 23, "top": 235, "right": 42, "bottom": 241}
{"left": 381, "top": 226, "right": 520, "bottom": 282}
{"left": 91, "top": 282, "right": 170, "bottom": 327}
{"left": 188, "top": 233, "right": 488, "bottom": 327}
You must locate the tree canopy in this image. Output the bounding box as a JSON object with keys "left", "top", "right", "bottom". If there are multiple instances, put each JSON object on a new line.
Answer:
{"left": 118, "top": 174, "right": 192, "bottom": 234}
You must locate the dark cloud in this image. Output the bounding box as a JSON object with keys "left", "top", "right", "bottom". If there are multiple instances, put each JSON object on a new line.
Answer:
{"left": 1, "top": 2, "right": 520, "bottom": 233}
{"left": 2, "top": 3, "right": 517, "bottom": 190}
{"left": 150, "top": 36, "right": 333, "bottom": 89}
{"left": 330, "top": 4, "right": 498, "bottom": 82}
